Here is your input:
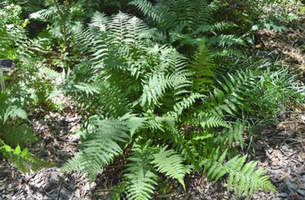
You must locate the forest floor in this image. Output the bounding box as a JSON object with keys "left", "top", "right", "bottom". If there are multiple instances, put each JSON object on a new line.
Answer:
{"left": 1, "top": 20, "right": 305, "bottom": 200}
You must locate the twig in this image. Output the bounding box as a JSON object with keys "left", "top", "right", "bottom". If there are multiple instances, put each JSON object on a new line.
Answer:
{"left": 56, "top": 172, "right": 68, "bottom": 200}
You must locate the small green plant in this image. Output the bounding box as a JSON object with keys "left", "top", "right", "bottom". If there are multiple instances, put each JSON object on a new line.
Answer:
{"left": 0, "top": 90, "right": 56, "bottom": 173}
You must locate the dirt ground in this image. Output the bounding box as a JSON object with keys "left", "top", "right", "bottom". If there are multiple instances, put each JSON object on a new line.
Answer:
{"left": 1, "top": 18, "right": 305, "bottom": 200}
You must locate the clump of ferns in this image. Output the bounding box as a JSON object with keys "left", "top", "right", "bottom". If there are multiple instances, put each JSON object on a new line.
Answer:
{"left": 57, "top": 11, "right": 279, "bottom": 200}
{"left": 130, "top": 0, "right": 246, "bottom": 67}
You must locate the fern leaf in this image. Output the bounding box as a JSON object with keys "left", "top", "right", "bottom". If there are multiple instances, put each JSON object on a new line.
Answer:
{"left": 152, "top": 147, "right": 191, "bottom": 190}
{"left": 173, "top": 93, "right": 205, "bottom": 117}
{"left": 214, "top": 120, "right": 245, "bottom": 149}
{"left": 194, "top": 112, "right": 229, "bottom": 129}
{"left": 3, "top": 105, "right": 28, "bottom": 122}
{"left": 124, "top": 147, "right": 158, "bottom": 200}
{"left": 204, "top": 150, "right": 277, "bottom": 197}
{"left": 205, "top": 70, "right": 255, "bottom": 117}
{"left": 0, "top": 121, "right": 37, "bottom": 148}
{"left": 60, "top": 118, "right": 130, "bottom": 181}
{"left": 129, "top": 0, "right": 163, "bottom": 25}
{"left": 141, "top": 73, "right": 169, "bottom": 107}
{"left": 207, "top": 34, "right": 245, "bottom": 48}
{"left": 189, "top": 39, "right": 215, "bottom": 93}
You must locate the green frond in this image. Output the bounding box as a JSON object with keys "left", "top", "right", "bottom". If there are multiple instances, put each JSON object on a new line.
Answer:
{"left": 30, "top": 6, "right": 59, "bottom": 23}
{"left": 124, "top": 147, "right": 158, "bottom": 200}
{"left": 212, "top": 21, "right": 239, "bottom": 32}
{"left": 205, "top": 70, "right": 255, "bottom": 117}
{"left": 196, "top": 112, "right": 229, "bottom": 129}
{"left": 129, "top": 0, "right": 163, "bottom": 26}
{"left": 152, "top": 147, "right": 191, "bottom": 190}
{"left": 214, "top": 120, "right": 245, "bottom": 149}
{"left": 189, "top": 39, "right": 215, "bottom": 92}
{"left": 0, "top": 121, "right": 37, "bottom": 148}
{"left": 210, "top": 48, "right": 246, "bottom": 60}
{"left": 0, "top": 142, "right": 56, "bottom": 174}
{"left": 173, "top": 93, "right": 205, "bottom": 117}
{"left": 109, "top": 12, "right": 149, "bottom": 45}
{"left": 141, "top": 73, "right": 169, "bottom": 107}
{"left": 203, "top": 149, "right": 277, "bottom": 197}
{"left": 2, "top": 105, "right": 28, "bottom": 123}
{"left": 207, "top": 34, "right": 245, "bottom": 48}
{"left": 89, "top": 11, "right": 109, "bottom": 30}
{"left": 60, "top": 118, "right": 130, "bottom": 181}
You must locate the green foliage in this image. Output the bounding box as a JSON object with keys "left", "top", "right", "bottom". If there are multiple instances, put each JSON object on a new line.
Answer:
{"left": 189, "top": 39, "right": 215, "bottom": 93}
{"left": 0, "top": 3, "right": 57, "bottom": 174}
{"left": 152, "top": 147, "right": 191, "bottom": 190}
{"left": 130, "top": 0, "right": 245, "bottom": 62}
{"left": 202, "top": 148, "right": 277, "bottom": 197}
{"left": 57, "top": 11, "right": 289, "bottom": 199}
{"left": 3, "top": 1, "right": 305, "bottom": 199}
{"left": 0, "top": 142, "right": 56, "bottom": 174}
{"left": 60, "top": 116, "right": 130, "bottom": 181}
{"left": 124, "top": 147, "right": 158, "bottom": 200}
{"left": 204, "top": 69, "right": 255, "bottom": 118}
{"left": 0, "top": 90, "right": 56, "bottom": 173}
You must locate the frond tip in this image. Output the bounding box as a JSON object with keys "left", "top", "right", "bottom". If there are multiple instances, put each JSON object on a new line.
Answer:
{"left": 124, "top": 148, "right": 158, "bottom": 200}
{"left": 152, "top": 147, "right": 191, "bottom": 190}
{"left": 204, "top": 149, "right": 277, "bottom": 197}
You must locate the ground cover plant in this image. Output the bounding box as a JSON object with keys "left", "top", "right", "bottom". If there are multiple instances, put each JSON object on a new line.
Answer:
{"left": 1, "top": 0, "right": 305, "bottom": 199}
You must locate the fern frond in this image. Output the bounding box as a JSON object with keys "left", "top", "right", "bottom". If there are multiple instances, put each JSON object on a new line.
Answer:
{"left": 109, "top": 12, "right": 148, "bottom": 45}
{"left": 0, "top": 121, "right": 37, "bottom": 148}
{"left": 195, "top": 112, "right": 229, "bottom": 129}
{"left": 203, "top": 149, "right": 277, "bottom": 197}
{"left": 141, "top": 73, "right": 169, "bottom": 107}
{"left": 189, "top": 39, "right": 215, "bottom": 93}
{"left": 129, "top": 0, "right": 163, "bottom": 26}
{"left": 211, "top": 21, "right": 239, "bottom": 32}
{"left": 172, "top": 93, "right": 205, "bottom": 117}
{"left": 124, "top": 147, "right": 158, "bottom": 200}
{"left": 30, "top": 6, "right": 59, "bottom": 23}
{"left": 207, "top": 34, "right": 245, "bottom": 48}
{"left": 215, "top": 120, "right": 245, "bottom": 149}
{"left": 60, "top": 118, "right": 130, "bottom": 181}
{"left": 205, "top": 70, "right": 255, "bottom": 117}
{"left": 152, "top": 147, "right": 191, "bottom": 190}
{"left": 89, "top": 11, "right": 109, "bottom": 31}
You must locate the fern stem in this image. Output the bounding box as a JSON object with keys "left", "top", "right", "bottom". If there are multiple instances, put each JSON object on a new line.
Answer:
{"left": 52, "top": 0, "right": 67, "bottom": 47}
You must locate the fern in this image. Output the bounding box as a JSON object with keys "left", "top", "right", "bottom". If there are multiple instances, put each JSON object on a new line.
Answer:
{"left": 188, "top": 39, "right": 215, "bottom": 93}
{"left": 216, "top": 120, "right": 245, "bottom": 150}
{"left": 205, "top": 70, "right": 255, "bottom": 118}
{"left": 130, "top": 0, "right": 245, "bottom": 60}
{"left": 0, "top": 121, "right": 37, "bottom": 148}
{"left": 202, "top": 149, "right": 277, "bottom": 197}
{"left": 57, "top": 10, "right": 279, "bottom": 199}
{"left": 124, "top": 147, "right": 158, "bottom": 200}
{"left": 0, "top": 90, "right": 55, "bottom": 173}
{"left": 60, "top": 117, "right": 130, "bottom": 181}
{"left": 152, "top": 147, "right": 191, "bottom": 190}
